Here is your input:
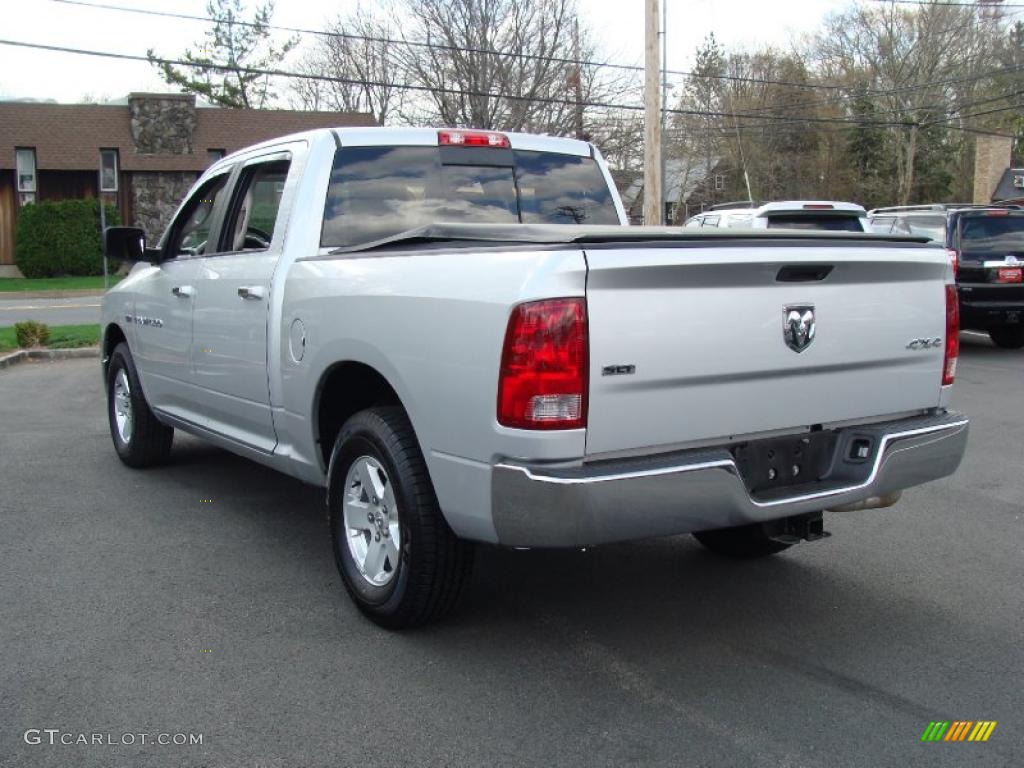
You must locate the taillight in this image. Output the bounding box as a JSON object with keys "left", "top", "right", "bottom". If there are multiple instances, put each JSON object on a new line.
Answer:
{"left": 438, "top": 129, "right": 510, "bottom": 148}
{"left": 947, "top": 248, "right": 959, "bottom": 279}
{"left": 943, "top": 284, "right": 959, "bottom": 386}
{"left": 497, "top": 298, "right": 588, "bottom": 430}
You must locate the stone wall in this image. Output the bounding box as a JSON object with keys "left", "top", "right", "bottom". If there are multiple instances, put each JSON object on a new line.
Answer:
{"left": 131, "top": 172, "right": 199, "bottom": 242}
{"left": 128, "top": 93, "right": 197, "bottom": 155}
{"left": 973, "top": 135, "right": 1013, "bottom": 204}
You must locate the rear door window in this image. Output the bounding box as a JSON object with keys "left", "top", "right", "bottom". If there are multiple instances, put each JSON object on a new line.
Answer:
{"left": 220, "top": 158, "right": 291, "bottom": 252}
{"left": 321, "top": 145, "right": 619, "bottom": 248}
{"left": 766, "top": 214, "right": 864, "bottom": 232}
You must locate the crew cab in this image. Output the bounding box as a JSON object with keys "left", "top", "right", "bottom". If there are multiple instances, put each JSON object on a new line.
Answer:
{"left": 100, "top": 127, "right": 969, "bottom": 628}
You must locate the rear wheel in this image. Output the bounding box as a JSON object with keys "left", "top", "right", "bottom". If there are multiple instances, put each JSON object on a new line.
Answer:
{"left": 693, "top": 522, "right": 794, "bottom": 558}
{"left": 989, "top": 326, "right": 1024, "bottom": 349}
{"left": 328, "top": 407, "right": 473, "bottom": 629}
{"left": 106, "top": 342, "right": 173, "bottom": 468}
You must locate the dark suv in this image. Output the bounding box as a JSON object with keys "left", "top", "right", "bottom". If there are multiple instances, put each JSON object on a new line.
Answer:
{"left": 869, "top": 205, "right": 1024, "bottom": 349}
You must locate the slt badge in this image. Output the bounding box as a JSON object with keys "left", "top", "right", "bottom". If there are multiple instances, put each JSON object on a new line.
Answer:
{"left": 783, "top": 304, "right": 816, "bottom": 353}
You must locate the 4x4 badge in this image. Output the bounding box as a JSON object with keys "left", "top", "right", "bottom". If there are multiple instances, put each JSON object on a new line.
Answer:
{"left": 783, "top": 305, "right": 816, "bottom": 353}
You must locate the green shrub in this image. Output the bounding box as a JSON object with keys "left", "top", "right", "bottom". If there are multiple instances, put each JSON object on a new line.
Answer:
{"left": 14, "top": 199, "right": 121, "bottom": 278}
{"left": 14, "top": 320, "right": 50, "bottom": 348}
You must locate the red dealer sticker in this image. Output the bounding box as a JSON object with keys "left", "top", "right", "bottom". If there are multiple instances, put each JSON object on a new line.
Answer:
{"left": 997, "top": 267, "right": 1023, "bottom": 283}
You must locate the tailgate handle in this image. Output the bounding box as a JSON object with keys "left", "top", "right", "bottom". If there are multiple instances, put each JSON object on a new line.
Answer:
{"left": 777, "top": 265, "right": 833, "bottom": 282}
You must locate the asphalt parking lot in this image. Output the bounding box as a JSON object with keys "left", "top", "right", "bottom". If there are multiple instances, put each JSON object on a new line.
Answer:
{"left": 1, "top": 335, "right": 1021, "bottom": 768}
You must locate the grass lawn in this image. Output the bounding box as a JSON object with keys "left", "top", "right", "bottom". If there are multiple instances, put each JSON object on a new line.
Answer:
{"left": 0, "top": 324, "right": 100, "bottom": 352}
{"left": 0, "top": 276, "right": 121, "bottom": 292}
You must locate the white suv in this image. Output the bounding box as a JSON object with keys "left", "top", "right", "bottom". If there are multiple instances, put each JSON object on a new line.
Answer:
{"left": 683, "top": 206, "right": 756, "bottom": 229}
{"left": 748, "top": 201, "right": 870, "bottom": 232}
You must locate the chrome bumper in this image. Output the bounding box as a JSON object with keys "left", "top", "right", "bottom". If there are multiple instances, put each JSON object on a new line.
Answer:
{"left": 491, "top": 412, "right": 968, "bottom": 547}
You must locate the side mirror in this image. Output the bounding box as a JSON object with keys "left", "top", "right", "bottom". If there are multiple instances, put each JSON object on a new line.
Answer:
{"left": 104, "top": 226, "right": 160, "bottom": 262}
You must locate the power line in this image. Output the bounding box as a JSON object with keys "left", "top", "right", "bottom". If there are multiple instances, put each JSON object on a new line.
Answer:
{"left": 1, "top": 38, "right": 929, "bottom": 127}
{"left": 49, "top": 0, "right": 858, "bottom": 92}
{"left": 1, "top": 37, "right": 1018, "bottom": 137}
{"left": 866, "top": 0, "right": 1024, "bottom": 8}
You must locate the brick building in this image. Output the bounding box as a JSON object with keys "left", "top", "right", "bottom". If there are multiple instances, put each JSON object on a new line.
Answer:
{"left": 0, "top": 93, "right": 375, "bottom": 272}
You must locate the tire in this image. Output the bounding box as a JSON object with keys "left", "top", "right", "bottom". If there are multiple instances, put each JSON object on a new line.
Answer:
{"left": 106, "top": 342, "right": 173, "bottom": 468}
{"left": 327, "top": 407, "right": 473, "bottom": 629}
{"left": 693, "top": 522, "right": 794, "bottom": 559}
{"left": 989, "top": 325, "right": 1024, "bottom": 349}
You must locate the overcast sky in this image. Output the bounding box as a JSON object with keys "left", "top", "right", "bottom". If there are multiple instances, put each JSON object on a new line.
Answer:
{"left": 2, "top": 0, "right": 855, "bottom": 105}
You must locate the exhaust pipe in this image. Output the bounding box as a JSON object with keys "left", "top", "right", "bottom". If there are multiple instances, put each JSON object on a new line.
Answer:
{"left": 827, "top": 491, "right": 902, "bottom": 513}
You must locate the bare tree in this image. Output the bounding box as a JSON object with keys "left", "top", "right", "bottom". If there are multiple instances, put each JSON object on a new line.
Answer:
{"left": 291, "top": 7, "right": 402, "bottom": 124}
{"left": 399, "top": 0, "right": 577, "bottom": 131}
{"left": 814, "top": 1, "right": 1003, "bottom": 204}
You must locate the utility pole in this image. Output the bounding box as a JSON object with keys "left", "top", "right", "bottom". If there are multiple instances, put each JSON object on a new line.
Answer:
{"left": 643, "top": 0, "right": 662, "bottom": 227}
{"left": 573, "top": 18, "right": 585, "bottom": 141}
{"left": 660, "top": 0, "right": 668, "bottom": 225}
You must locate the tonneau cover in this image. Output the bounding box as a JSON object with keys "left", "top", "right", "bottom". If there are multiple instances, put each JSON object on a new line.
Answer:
{"left": 327, "top": 222, "right": 934, "bottom": 254}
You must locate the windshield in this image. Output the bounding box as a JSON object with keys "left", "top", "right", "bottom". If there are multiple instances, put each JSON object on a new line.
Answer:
{"left": 765, "top": 214, "right": 864, "bottom": 232}
{"left": 958, "top": 214, "right": 1024, "bottom": 260}
{"left": 321, "top": 145, "right": 619, "bottom": 248}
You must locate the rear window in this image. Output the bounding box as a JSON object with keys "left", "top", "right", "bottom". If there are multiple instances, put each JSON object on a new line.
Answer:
{"left": 766, "top": 214, "right": 864, "bottom": 232}
{"left": 958, "top": 214, "right": 1024, "bottom": 260}
{"left": 321, "top": 145, "right": 619, "bottom": 248}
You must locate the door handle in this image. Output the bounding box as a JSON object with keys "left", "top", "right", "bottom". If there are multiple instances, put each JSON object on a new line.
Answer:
{"left": 237, "top": 286, "right": 266, "bottom": 301}
{"left": 171, "top": 285, "right": 194, "bottom": 298}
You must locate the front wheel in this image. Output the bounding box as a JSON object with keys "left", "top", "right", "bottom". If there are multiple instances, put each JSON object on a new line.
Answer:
{"left": 989, "top": 325, "right": 1024, "bottom": 349}
{"left": 327, "top": 407, "right": 473, "bottom": 629}
{"left": 106, "top": 342, "right": 173, "bottom": 468}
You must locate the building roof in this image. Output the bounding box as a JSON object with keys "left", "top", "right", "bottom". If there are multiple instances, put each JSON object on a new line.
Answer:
{"left": 992, "top": 167, "right": 1024, "bottom": 203}
{"left": 0, "top": 96, "right": 376, "bottom": 172}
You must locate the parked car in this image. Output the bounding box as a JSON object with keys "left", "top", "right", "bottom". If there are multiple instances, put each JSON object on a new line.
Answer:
{"left": 869, "top": 204, "right": 1024, "bottom": 348}
{"left": 683, "top": 207, "right": 756, "bottom": 229}
{"left": 100, "top": 127, "right": 968, "bottom": 628}
{"left": 748, "top": 201, "right": 870, "bottom": 232}
{"left": 867, "top": 204, "right": 949, "bottom": 241}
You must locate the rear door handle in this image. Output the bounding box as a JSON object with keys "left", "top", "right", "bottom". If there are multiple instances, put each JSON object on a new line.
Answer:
{"left": 237, "top": 286, "right": 266, "bottom": 301}
{"left": 171, "top": 285, "right": 195, "bottom": 298}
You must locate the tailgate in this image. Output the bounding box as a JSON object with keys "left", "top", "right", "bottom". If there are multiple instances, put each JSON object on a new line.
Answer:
{"left": 584, "top": 242, "right": 949, "bottom": 456}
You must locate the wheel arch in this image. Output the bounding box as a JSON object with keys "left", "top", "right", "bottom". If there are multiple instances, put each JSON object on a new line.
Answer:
{"left": 101, "top": 323, "right": 128, "bottom": 381}
{"left": 313, "top": 360, "right": 407, "bottom": 473}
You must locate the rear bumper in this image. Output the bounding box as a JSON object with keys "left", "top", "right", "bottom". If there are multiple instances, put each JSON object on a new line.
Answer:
{"left": 958, "top": 283, "right": 1024, "bottom": 329}
{"left": 491, "top": 411, "right": 968, "bottom": 547}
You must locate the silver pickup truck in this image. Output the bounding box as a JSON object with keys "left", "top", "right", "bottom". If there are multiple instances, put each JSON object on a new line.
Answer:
{"left": 101, "top": 127, "right": 968, "bottom": 628}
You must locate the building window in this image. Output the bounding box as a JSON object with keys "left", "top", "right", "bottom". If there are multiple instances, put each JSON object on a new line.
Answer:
{"left": 15, "top": 148, "right": 36, "bottom": 204}
{"left": 208, "top": 149, "right": 226, "bottom": 164}
{"left": 714, "top": 173, "right": 726, "bottom": 191}
{"left": 99, "top": 149, "right": 119, "bottom": 192}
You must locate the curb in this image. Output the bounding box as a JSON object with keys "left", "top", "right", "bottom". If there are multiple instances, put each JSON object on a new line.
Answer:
{"left": 0, "top": 346, "right": 99, "bottom": 369}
